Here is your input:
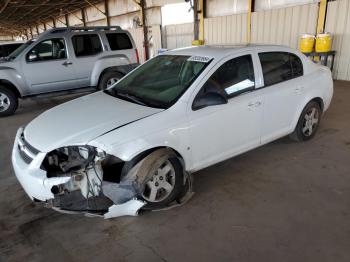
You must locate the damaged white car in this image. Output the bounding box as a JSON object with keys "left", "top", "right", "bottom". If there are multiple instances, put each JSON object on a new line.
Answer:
{"left": 12, "top": 45, "right": 333, "bottom": 218}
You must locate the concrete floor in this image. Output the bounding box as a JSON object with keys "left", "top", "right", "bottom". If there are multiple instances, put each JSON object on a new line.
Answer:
{"left": 0, "top": 81, "right": 350, "bottom": 262}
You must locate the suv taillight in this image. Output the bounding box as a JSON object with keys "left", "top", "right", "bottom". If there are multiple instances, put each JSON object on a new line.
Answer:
{"left": 135, "top": 49, "right": 140, "bottom": 64}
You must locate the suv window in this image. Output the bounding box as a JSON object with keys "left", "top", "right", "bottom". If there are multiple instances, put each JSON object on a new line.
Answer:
{"left": 259, "top": 52, "right": 303, "bottom": 86}
{"left": 106, "top": 33, "right": 133, "bottom": 50}
{"left": 72, "top": 34, "right": 102, "bottom": 57}
{"left": 26, "top": 38, "right": 66, "bottom": 62}
{"left": 201, "top": 55, "right": 255, "bottom": 98}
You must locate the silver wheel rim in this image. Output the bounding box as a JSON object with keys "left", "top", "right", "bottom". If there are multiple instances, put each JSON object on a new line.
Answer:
{"left": 106, "top": 77, "right": 119, "bottom": 88}
{"left": 142, "top": 160, "right": 176, "bottom": 203}
{"left": 302, "top": 107, "right": 319, "bottom": 137}
{"left": 0, "top": 92, "right": 10, "bottom": 112}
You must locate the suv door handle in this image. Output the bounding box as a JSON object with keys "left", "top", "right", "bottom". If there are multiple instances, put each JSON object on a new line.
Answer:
{"left": 248, "top": 101, "right": 262, "bottom": 109}
{"left": 295, "top": 86, "right": 304, "bottom": 94}
{"left": 62, "top": 61, "right": 73, "bottom": 66}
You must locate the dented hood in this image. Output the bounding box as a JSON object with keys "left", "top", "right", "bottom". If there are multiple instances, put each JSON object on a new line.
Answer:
{"left": 24, "top": 91, "right": 163, "bottom": 152}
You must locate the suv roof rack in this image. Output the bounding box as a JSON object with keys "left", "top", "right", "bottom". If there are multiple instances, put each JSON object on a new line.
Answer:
{"left": 49, "top": 26, "right": 122, "bottom": 34}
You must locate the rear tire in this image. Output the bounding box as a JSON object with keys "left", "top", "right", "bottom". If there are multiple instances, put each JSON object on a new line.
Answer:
{"left": 290, "top": 101, "right": 321, "bottom": 142}
{"left": 98, "top": 71, "right": 124, "bottom": 90}
{"left": 0, "top": 86, "right": 18, "bottom": 117}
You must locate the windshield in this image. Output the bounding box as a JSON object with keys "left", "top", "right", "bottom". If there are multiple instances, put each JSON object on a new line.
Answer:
{"left": 7, "top": 40, "right": 34, "bottom": 60}
{"left": 105, "top": 55, "right": 211, "bottom": 109}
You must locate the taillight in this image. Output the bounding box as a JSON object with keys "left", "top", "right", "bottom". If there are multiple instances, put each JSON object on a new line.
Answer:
{"left": 135, "top": 49, "right": 140, "bottom": 64}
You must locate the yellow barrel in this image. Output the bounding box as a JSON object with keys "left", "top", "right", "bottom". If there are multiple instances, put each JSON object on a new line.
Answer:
{"left": 315, "top": 33, "right": 332, "bottom": 52}
{"left": 299, "top": 34, "right": 315, "bottom": 53}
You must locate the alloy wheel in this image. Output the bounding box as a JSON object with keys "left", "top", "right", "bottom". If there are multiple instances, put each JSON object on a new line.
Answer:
{"left": 106, "top": 77, "right": 119, "bottom": 88}
{"left": 302, "top": 107, "right": 319, "bottom": 137}
{"left": 142, "top": 160, "right": 176, "bottom": 202}
{"left": 0, "top": 92, "right": 10, "bottom": 112}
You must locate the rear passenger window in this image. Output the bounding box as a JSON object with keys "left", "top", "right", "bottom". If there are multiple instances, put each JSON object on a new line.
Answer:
{"left": 259, "top": 52, "right": 303, "bottom": 86}
{"left": 202, "top": 55, "right": 255, "bottom": 97}
{"left": 72, "top": 34, "right": 102, "bottom": 57}
{"left": 106, "top": 33, "right": 132, "bottom": 50}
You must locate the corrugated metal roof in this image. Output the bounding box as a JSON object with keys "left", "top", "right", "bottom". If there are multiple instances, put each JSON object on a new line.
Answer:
{"left": 0, "top": 0, "right": 102, "bottom": 36}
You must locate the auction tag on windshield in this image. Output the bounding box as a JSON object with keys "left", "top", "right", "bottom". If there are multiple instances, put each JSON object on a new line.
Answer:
{"left": 187, "top": 56, "right": 211, "bottom": 63}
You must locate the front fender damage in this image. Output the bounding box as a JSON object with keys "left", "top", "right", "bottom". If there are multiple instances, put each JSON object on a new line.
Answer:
{"left": 41, "top": 147, "right": 193, "bottom": 219}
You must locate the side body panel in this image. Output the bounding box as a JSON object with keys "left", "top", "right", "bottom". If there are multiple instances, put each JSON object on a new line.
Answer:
{"left": 258, "top": 57, "right": 333, "bottom": 144}
{"left": 19, "top": 36, "right": 79, "bottom": 94}
{"left": 186, "top": 50, "right": 265, "bottom": 172}
{"left": 0, "top": 64, "right": 28, "bottom": 95}
{"left": 89, "top": 102, "right": 193, "bottom": 170}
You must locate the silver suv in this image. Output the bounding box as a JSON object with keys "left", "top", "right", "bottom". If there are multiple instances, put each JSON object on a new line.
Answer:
{"left": 0, "top": 26, "right": 139, "bottom": 116}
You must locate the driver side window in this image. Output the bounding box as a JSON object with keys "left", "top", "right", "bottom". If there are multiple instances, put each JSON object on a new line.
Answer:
{"left": 26, "top": 38, "right": 67, "bottom": 62}
{"left": 202, "top": 54, "right": 255, "bottom": 98}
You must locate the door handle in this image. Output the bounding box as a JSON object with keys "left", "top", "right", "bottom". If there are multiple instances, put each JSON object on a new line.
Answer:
{"left": 248, "top": 101, "right": 261, "bottom": 107}
{"left": 295, "top": 86, "right": 304, "bottom": 94}
{"left": 248, "top": 101, "right": 262, "bottom": 109}
{"left": 62, "top": 61, "right": 73, "bottom": 66}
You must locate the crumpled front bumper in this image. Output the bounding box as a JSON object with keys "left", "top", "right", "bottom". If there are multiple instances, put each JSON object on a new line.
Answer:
{"left": 12, "top": 128, "right": 70, "bottom": 201}
{"left": 11, "top": 127, "right": 146, "bottom": 218}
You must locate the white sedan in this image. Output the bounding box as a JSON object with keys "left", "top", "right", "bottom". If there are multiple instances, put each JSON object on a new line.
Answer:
{"left": 12, "top": 45, "right": 333, "bottom": 218}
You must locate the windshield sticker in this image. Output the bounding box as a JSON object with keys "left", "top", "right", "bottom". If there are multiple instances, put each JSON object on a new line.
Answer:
{"left": 187, "top": 56, "right": 211, "bottom": 63}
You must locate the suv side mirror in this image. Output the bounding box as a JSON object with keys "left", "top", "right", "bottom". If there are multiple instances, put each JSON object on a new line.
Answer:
{"left": 28, "top": 53, "right": 38, "bottom": 62}
{"left": 193, "top": 90, "right": 228, "bottom": 110}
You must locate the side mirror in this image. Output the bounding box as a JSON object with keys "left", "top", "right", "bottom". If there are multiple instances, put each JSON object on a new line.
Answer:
{"left": 192, "top": 91, "right": 228, "bottom": 110}
{"left": 28, "top": 53, "right": 38, "bottom": 62}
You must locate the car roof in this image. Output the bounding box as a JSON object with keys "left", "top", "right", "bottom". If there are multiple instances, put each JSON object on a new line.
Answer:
{"left": 0, "top": 41, "right": 24, "bottom": 46}
{"left": 164, "top": 44, "right": 298, "bottom": 60}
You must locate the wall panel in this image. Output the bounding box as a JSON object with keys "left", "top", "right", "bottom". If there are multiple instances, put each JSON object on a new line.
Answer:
{"left": 251, "top": 3, "right": 318, "bottom": 48}
{"left": 325, "top": 0, "right": 350, "bottom": 81}
{"left": 163, "top": 22, "right": 194, "bottom": 49}
{"left": 204, "top": 13, "right": 248, "bottom": 45}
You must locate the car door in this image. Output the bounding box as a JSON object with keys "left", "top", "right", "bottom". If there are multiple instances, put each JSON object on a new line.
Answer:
{"left": 70, "top": 33, "right": 104, "bottom": 88}
{"left": 21, "top": 38, "right": 77, "bottom": 94}
{"left": 188, "top": 52, "right": 264, "bottom": 171}
{"left": 258, "top": 51, "right": 305, "bottom": 143}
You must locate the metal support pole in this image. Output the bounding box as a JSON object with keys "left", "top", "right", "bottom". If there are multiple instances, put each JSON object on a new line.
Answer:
{"left": 81, "top": 8, "right": 87, "bottom": 27}
{"left": 25, "top": 29, "right": 29, "bottom": 40}
{"left": 140, "top": 0, "right": 149, "bottom": 60}
{"left": 199, "top": 0, "right": 204, "bottom": 42}
{"left": 104, "top": 0, "right": 110, "bottom": 26}
{"left": 193, "top": 0, "right": 199, "bottom": 41}
{"left": 247, "top": 0, "right": 253, "bottom": 43}
{"left": 52, "top": 18, "right": 56, "bottom": 28}
{"left": 65, "top": 14, "right": 70, "bottom": 27}
{"left": 317, "top": 0, "right": 328, "bottom": 34}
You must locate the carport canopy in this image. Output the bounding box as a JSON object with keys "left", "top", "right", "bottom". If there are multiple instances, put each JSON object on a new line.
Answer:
{"left": 0, "top": 0, "right": 103, "bottom": 37}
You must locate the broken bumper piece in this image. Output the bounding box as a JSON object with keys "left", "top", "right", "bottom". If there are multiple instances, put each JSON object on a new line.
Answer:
{"left": 104, "top": 199, "right": 146, "bottom": 218}
{"left": 12, "top": 128, "right": 194, "bottom": 219}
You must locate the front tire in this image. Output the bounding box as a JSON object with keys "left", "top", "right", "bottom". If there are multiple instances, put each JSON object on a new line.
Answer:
{"left": 290, "top": 101, "right": 321, "bottom": 142}
{"left": 0, "top": 86, "right": 18, "bottom": 117}
{"left": 98, "top": 71, "right": 123, "bottom": 90}
{"left": 141, "top": 157, "right": 184, "bottom": 209}
{"left": 121, "top": 149, "right": 185, "bottom": 210}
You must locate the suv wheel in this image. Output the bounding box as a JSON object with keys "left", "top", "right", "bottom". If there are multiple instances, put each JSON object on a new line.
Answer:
{"left": 0, "top": 86, "right": 18, "bottom": 117}
{"left": 290, "top": 101, "right": 321, "bottom": 142}
{"left": 98, "top": 71, "right": 124, "bottom": 90}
